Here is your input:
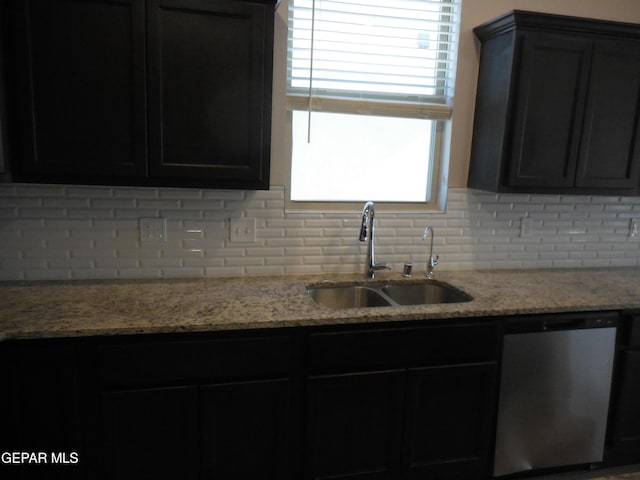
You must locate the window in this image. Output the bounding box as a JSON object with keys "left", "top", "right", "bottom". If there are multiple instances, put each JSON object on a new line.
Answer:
{"left": 286, "top": 0, "right": 460, "bottom": 209}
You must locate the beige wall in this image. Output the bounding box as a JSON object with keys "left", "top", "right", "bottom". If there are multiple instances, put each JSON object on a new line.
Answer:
{"left": 271, "top": 0, "right": 640, "bottom": 189}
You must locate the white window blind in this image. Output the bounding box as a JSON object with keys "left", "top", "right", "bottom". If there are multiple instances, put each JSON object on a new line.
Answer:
{"left": 287, "top": 0, "right": 460, "bottom": 119}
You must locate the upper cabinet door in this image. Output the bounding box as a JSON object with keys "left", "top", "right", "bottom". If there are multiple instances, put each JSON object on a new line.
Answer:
{"left": 469, "top": 11, "right": 640, "bottom": 195}
{"left": 146, "top": 0, "right": 273, "bottom": 189}
{"left": 575, "top": 38, "right": 640, "bottom": 190}
{"left": 507, "top": 33, "right": 591, "bottom": 189}
{"left": 14, "top": 0, "right": 148, "bottom": 179}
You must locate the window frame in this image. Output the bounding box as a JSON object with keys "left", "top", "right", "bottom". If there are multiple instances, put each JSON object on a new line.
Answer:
{"left": 284, "top": 0, "right": 459, "bottom": 213}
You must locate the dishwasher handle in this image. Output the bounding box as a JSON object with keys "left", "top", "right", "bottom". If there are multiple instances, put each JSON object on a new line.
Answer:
{"left": 543, "top": 318, "right": 585, "bottom": 331}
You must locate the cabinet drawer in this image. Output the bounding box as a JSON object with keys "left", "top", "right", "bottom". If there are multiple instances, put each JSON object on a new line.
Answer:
{"left": 99, "top": 335, "right": 290, "bottom": 387}
{"left": 309, "top": 322, "right": 499, "bottom": 373}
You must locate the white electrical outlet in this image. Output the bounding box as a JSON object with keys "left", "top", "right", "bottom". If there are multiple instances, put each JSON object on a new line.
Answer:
{"left": 630, "top": 218, "right": 640, "bottom": 238}
{"left": 230, "top": 218, "right": 256, "bottom": 243}
{"left": 139, "top": 218, "right": 167, "bottom": 243}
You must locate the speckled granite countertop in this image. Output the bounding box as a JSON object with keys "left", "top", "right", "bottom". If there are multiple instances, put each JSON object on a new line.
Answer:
{"left": 1, "top": 268, "right": 639, "bottom": 341}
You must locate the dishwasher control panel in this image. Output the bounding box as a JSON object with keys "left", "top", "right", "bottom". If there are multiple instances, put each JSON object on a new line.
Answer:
{"left": 505, "top": 311, "right": 619, "bottom": 334}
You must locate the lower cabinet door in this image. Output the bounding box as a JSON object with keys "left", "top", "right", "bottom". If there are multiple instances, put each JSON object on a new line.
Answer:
{"left": 200, "top": 379, "right": 289, "bottom": 480}
{"left": 402, "top": 363, "right": 497, "bottom": 480}
{"left": 3, "top": 342, "right": 84, "bottom": 480}
{"left": 101, "top": 379, "right": 289, "bottom": 480}
{"left": 608, "top": 350, "right": 640, "bottom": 465}
{"left": 101, "top": 386, "right": 199, "bottom": 480}
{"left": 306, "top": 370, "right": 405, "bottom": 480}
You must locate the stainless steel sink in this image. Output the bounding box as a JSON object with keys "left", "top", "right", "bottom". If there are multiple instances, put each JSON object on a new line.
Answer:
{"left": 308, "top": 285, "right": 392, "bottom": 309}
{"left": 307, "top": 280, "right": 472, "bottom": 309}
{"left": 381, "top": 282, "right": 472, "bottom": 306}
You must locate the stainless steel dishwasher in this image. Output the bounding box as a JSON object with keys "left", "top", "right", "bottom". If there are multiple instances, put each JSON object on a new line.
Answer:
{"left": 493, "top": 313, "right": 617, "bottom": 477}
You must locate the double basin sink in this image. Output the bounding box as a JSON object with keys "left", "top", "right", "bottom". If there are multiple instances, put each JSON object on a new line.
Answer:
{"left": 308, "top": 280, "right": 472, "bottom": 309}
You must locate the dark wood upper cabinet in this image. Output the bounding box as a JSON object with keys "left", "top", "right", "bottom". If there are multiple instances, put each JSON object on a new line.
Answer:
{"left": 8, "top": 0, "right": 275, "bottom": 189}
{"left": 505, "top": 33, "right": 591, "bottom": 190}
{"left": 147, "top": 0, "right": 272, "bottom": 188}
{"left": 576, "top": 39, "right": 640, "bottom": 190}
{"left": 13, "top": 0, "right": 148, "bottom": 180}
{"left": 0, "top": 0, "right": 10, "bottom": 182}
{"left": 468, "top": 11, "right": 640, "bottom": 195}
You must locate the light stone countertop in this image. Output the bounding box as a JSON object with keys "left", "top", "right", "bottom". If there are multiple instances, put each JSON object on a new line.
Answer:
{"left": 1, "top": 268, "right": 639, "bottom": 341}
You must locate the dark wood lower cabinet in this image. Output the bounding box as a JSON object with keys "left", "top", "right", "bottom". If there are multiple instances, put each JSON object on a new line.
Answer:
{"left": 607, "top": 350, "right": 640, "bottom": 465}
{"left": 307, "top": 370, "right": 406, "bottom": 480}
{"left": 305, "top": 321, "right": 500, "bottom": 480}
{"left": 102, "top": 385, "right": 199, "bottom": 479}
{"left": 200, "top": 380, "right": 289, "bottom": 479}
{"left": 403, "top": 364, "right": 497, "bottom": 480}
{"left": 2, "top": 320, "right": 505, "bottom": 480}
{"left": 8, "top": 310, "right": 640, "bottom": 480}
{"left": 2, "top": 341, "right": 84, "bottom": 480}
{"left": 100, "top": 379, "right": 289, "bottom": 480}
{"left": 305, "top": 363, "right": 498, "bottom": 480}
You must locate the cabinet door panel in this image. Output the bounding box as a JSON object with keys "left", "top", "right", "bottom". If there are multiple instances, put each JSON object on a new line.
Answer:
{"left": 201, "top": 379, "right": 289, "bottom": 480}
{"left": 507, "top": 33, "right": 591, "bottom": 188}
{"left": 147, "top": 0, "right": 272, "bottom": 188}
{"left": 630, "top": 315, "right": 640, "bottom": 346}
{"left": 14, "top": 0, "right": 147, "bottom": 179}
{"left": 307, "top": 371, "right": 405, "bottom": 480}
{"left": 102, "top": 386, "right": 199, "bottom": 480}
{"left": 609, "top": 350, "right": 640, "bottom": 464}
{"left": 4, "top": 343, "right": 83, "bottom": 480}
{"left": 0, "top": 0, "right": 9, "bottom": 181}
{"left": 403, "top": 363, "right": 497, "bottom": 480}
{"left": 615, "top": 351, "right": 640, "bottom": 440}
{"left": 576, "top": 39, "right": 640, "bottom": 189}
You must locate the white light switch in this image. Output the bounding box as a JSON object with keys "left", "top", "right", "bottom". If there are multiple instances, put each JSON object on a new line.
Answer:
{"left": 230, "top": 218, "right": 256, "bottom": 243}
{"left": 519, "top": 217, "right": 532, "bottom": 238}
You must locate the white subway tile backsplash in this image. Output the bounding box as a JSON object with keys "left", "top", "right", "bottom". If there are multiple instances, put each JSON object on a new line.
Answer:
{"left": 2, "top": 261, "right": 48, "bottom": 280}
{"left": 95, "top": 258, "right": 140, "bottom": 269}
{"left": 16, "top": 185, "right": 65, "bottom": 196}
{"left": 205, "top": 266, "right": 244, "bottom": 276}
{"left": 117, "top": 268, "right": 162, "bottom": 279}
{"left": 48, "top": 257, "right": 93, "bottom": 269}
{"left": 1, "top": 184, "right": 639, "bottom": 280}
{"left": 286, "top": 228, "right": 323, "bottom": 238}
{"left": 552, "top": 259, "right": 584, "bottom": 268}
{"left": 202, "top": 190, "right": 245, "bottom": 200}
{"left": 159, "top": 188, "right": 203, "bottom": 200}
{"left": 245, "top": 265, "right": 287, "bottom": 275}
{"left": 66, "top": 186, "right": 113, "bottom": 198}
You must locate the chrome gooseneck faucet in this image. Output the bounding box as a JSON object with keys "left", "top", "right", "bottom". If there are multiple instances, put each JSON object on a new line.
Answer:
{"left": 423, "top": 226, "right": 439, "bottom": 278}
{"left": 359, "top": 201, "right": 389, "bottom": 279}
